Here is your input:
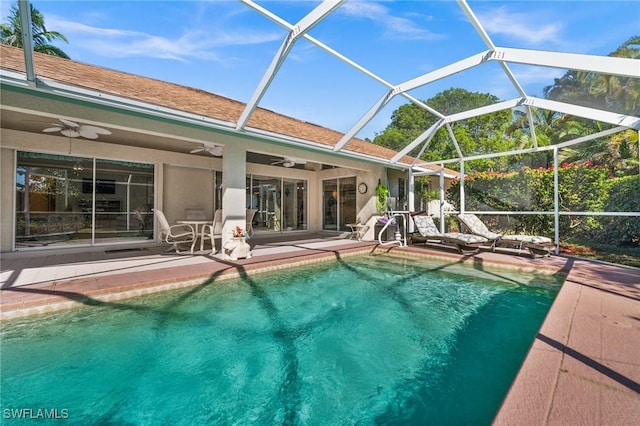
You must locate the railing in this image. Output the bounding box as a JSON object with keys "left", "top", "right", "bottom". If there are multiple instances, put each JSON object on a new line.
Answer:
{"left": 377, "top": 211, "right": 410, "bottom": 247}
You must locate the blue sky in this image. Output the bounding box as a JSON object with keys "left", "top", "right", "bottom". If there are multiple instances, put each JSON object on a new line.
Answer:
{"left": 2, "top": 1, "right": 637, "bottom": 139}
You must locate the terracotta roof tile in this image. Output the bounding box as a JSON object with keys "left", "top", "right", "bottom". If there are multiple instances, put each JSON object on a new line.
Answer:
{"left": 1, "top": 45, "right": 455, "bottom": 175}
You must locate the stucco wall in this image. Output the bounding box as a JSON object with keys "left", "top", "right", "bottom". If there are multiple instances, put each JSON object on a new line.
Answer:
{"left": 162, "top": 165, "right": 215, "bottom": 224}
{"left": 1, "top": 147, "right": 16, "bottom": 250}
{"left": 0, "top": 125, "right": 403, "bottom": 251}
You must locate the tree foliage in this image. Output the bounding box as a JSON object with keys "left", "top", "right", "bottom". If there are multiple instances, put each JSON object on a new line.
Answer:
{"left": 371, "top": 37, "right": 639, "bottom": 177}
{"left": 541, "top": 36, "right": 640, "bottom": 176}
{"left": 372, "top": 88, "right": 515, "bottom": 171}
{"left": 543, "top": 36, "right": 640, "bottom": 116}
{"left": 446, "top": 162, "right": 640, "bottom": 248}
{"left": 1, "top": 2, "right": 69, "bottom": 58}
{"left": 600, "top": 175, "right": 640, "bottom": 246}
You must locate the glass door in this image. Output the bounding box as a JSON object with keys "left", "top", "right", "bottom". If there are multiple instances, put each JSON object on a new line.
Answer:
{"left": 322, "top": 177, "right": 356, "bottom": 231}
{"left": 251, "top": 175, "right": 282, "bottom": 232}
{"left": 15, "top": 152, "right": 154, "bottom": 248}
{"left": 323, "top": 179, "right": 338, "bottom": 231}
{"left": 339, "top": 177, "right": 356, "bottom": 230}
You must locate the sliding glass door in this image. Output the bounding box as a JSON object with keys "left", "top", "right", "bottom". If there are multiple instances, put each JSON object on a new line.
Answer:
{"left": 247, "top": 175, "right": 307, "bottom": 233}
{"left": 15, "top": 152, "right": 154, "bottom": 248}
{"left": 322, "top": 177, "right": 356, "bottom": 231}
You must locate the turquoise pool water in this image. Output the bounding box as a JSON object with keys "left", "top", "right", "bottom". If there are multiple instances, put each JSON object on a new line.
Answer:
{"left": 1, "top": 254, "right": 561, "bottom": 425}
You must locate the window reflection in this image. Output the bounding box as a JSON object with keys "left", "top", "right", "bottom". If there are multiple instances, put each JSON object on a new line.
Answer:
{"left": 15, "top": 152, "right": 154, "bottom": 248}
{"left": 323, "top": 177, "right": 356, "bottom": 231}
{"left": 247, "top": 175, "right": 307, "bottom": 233}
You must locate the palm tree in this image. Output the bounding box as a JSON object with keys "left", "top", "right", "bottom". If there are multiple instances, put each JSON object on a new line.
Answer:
{"left": 559, "top": 129, "right": 639, "bottom": 177}
{"left": 543, "top": 36, "right": 639, "bottom": 116}
{"left": 543, "top": 36, "right": 640, "bottom": 176}
{"left": 1, "top": 2, "right": 69, "bottom": 58}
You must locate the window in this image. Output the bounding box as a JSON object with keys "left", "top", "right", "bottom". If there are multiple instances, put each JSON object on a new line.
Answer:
{"left": 15, "top": 152, "right": 154, "bottom": 248}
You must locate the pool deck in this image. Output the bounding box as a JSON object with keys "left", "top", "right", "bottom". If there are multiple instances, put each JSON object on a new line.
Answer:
{"left": 1, "top": 236, "right": 639, "bottom": 425}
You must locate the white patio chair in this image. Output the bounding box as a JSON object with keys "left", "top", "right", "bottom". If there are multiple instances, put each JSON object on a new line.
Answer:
{"left": 153, "top": 209, "right": 196, "bottom": 253}
{"left": 201, "top": 209, "right": 223, "bottom": 254}
{"left": 246, "top": 208, "right": 257, "bottom": 237}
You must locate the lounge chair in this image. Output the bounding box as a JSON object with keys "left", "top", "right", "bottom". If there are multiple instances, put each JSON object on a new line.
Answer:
{"left": 153, "top": 209, "right": 196, "bottom": 253}
{"left": 410, "top": 214, "right": 488, "bottom": 254}
{"left": 457, "top": 213, "right": 555, "bottom": 258}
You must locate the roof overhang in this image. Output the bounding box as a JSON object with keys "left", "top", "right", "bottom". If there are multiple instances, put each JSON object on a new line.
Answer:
{"left": 0, "top": 68, "right": 409, "bottom": 171}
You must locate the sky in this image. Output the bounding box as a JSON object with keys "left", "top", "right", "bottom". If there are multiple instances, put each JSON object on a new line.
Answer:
{"left": 2, "top": 1, "right": 638, "bottom": 140}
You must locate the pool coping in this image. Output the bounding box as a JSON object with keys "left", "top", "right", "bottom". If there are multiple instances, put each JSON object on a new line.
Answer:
{"left": 1, "top": 241, "right": 638, "bottom": 425}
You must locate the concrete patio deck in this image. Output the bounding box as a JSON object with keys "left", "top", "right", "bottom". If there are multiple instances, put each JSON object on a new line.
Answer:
{"left": 1, "top": 237, "right": 638, "bottom": 425}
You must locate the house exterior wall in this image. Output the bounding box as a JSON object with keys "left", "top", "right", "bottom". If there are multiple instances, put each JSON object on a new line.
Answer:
{"left": 1, "top": 147, "right": 16, "bottom": 250}
{"left": 163, "top": 165, "right": 215, "bottom": 223}
{"left": 0, "top": 125, "right": 400, "bottom": 252}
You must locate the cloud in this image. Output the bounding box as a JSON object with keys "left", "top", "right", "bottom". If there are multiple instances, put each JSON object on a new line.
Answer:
{"left": 476, "top": 6, "right": 563, "bottom": 46}
{"left": 339, "top": 1, "right": 443, "bottom": 41}
{"left": 46, "top": 16, "right": 281, "bottom": 63}
{"left": 510, "top": 65, "right": 565, "bottom": 86}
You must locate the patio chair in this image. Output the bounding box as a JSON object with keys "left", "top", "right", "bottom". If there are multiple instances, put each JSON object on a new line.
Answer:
{"left": 201, "top": 209, "right": 223, "bottom": 254}
{"left": 134, "top": 209, "right": 146, "bottom": 232}
{"left": 410, "top": 214, "right": 488, "bottom": 254}
{"left": 457, "top": 213, "right": 555, "bottom": 258}
{"left": 246, "top": 208, "right": 257, "bottom": 237}
{"left": 153, "top": 209, "right": 196, "bottom": 253}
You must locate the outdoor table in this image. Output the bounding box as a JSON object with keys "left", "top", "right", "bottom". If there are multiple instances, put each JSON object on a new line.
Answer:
{"left": 346, "top": 223, "right": 367, "bottom": 241}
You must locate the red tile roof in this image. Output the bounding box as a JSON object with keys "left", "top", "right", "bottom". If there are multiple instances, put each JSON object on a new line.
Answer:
{"left": 1, "top": 45, "right": 457, "bottom": 175}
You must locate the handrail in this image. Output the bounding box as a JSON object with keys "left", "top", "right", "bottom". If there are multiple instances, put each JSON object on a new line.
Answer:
{"left": 377, "top": 212, "right": 409, "bottom": 246}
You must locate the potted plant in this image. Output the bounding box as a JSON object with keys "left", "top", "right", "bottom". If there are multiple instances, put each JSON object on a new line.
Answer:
{"left": 375, "top": 179, "right": 389, "bottom": 213}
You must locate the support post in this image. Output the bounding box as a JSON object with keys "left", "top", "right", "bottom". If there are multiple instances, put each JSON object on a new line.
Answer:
{"left": 553, "top": 147, "right": 560, "bottom": 255}
{"left": 221, "top": 144, "right": 247, "bottom": 254}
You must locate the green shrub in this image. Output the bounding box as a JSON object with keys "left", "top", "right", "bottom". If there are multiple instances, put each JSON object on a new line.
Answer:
{"left": 599, "top": 175, "right": 640, "bottom": 246}
{"left": 447, "top": 162, "right": 615, "bottom": 240}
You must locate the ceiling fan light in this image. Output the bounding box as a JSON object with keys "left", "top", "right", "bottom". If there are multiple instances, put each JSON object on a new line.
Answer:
{"left": 61, "top": 128, "right": 80, "bottom": 138}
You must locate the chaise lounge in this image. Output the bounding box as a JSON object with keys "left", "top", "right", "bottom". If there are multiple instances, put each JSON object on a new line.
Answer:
{"left": 457, "top": 213, "right": 555, "bottom": 258}
{"left": 410, "top": 214, "right": 488, "bottom": 254}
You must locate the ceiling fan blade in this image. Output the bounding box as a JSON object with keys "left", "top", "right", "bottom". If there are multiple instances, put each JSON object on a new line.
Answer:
{"left": 81, "top": 125, "right": 111, "bottom": 135}
{"left": 78, "top": 128, "right": 99, "bottom": 139}
{"left": 207, "top": 146, "right": 223, "bottom": 156}
{"left": 190, "top": 148, "right": 205, "bottom": 153}
{"left": 59, "top": 118, "right": 79, "bottom": 128}
{"left": 43, "top": 126, "right": 62, "bottom": 132}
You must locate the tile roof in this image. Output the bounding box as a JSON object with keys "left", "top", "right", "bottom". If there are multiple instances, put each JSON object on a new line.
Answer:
{"left": 1, "top": 45, "right": 456, "bottom": 175}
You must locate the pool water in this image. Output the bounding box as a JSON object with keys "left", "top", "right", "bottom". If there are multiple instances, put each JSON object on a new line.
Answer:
{"left": 0, "top": 254, "right": 561, "bottom": 425}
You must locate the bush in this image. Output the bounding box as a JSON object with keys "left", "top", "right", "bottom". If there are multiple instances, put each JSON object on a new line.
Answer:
{"left": 447, "top": 162, "right": 615, "bottom": 241}
{"left": 599, "top": 175, "right": 640, "bottom": 246}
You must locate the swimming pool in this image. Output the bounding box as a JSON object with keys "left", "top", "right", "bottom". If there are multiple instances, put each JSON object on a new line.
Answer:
{"left": 0, "top": 254, "right": 561, "bottom": 425}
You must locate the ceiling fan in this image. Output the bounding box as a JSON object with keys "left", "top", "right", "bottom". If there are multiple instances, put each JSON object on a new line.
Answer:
{"left": 190, "top": 145, "right": 223, "bottom": 156}
{"left": 271, "top": 157, "right": 307, "bottom": 168}
{"left": 43, "top": 118, "right": 111, "bottom": 139}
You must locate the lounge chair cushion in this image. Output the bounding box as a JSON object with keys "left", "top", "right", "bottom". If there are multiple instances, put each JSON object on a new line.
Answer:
{"left": 457, "top": 214, "right": 502, "bottom": 240}
{"left": 458, "top": 213, "right": 555, "bottom": 257}
{"left": 500, "top": 235, "right": 552, "bottom": 245}
{"left": 413, "top": 214, "right": 442, "bottom": 237}
{"left": 413, "top": 215, "right": 487, "bottom": 245}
